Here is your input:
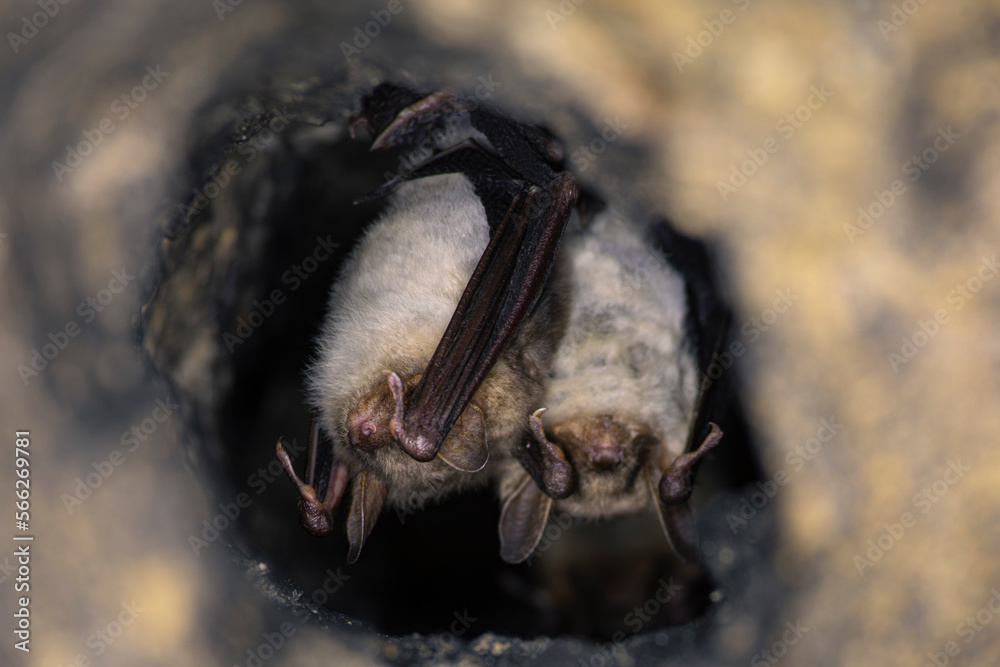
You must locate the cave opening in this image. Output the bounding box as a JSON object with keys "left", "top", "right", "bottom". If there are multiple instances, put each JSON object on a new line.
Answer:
{"left": 143, "top": 110, "right": 762, "bottom": 644}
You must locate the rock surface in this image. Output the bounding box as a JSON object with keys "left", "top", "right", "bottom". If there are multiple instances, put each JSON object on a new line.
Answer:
{"left": 2, "top": 1, "right": 999, "bottom": 666}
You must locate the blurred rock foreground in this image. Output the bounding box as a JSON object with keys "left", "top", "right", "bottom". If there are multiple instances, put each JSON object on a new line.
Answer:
{"left": 2, "top": 1, "right": 1000, "bottom": 666}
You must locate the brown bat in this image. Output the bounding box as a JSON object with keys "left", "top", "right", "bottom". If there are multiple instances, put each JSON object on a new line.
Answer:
{"left": 497, "top": 208, "right": 731, "bottom": 565}
{"left": 277, "top": 83, "right": 577, "bottom": 562}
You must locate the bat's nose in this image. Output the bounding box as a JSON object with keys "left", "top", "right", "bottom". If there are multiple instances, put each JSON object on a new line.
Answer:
{"left": 588, "top": 442, "right": 623, "bottom": 470}
{"left": 347, "top": 414, "right": 381, "bottom": 451}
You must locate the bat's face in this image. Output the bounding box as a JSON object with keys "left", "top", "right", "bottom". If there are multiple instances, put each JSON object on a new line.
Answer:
{"left": 344, "top": 377, "right": 399, "bottom": 453}
{"left": 547, "top": 415, "right": 659, "bottom": 510}
{"left": 335, "top": 370, "right": 489, "bottom": 494}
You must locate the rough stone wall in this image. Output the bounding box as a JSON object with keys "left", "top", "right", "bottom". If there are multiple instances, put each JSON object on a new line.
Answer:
{"left": 2, "top": 1, "right": 998, "bottom": 666}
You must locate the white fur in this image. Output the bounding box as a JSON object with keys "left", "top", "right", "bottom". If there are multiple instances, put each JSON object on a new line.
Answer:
{"left": 307, "top": 174, "right": 493, "bottom": 503}
{"left": 542, "top": 210, "right": 699, "bottom": 517}
{"left": 545, "top": 212, "right": 697, "bottom": 449}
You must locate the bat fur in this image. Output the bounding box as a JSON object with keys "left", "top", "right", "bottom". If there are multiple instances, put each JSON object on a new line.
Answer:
{"left": 500, "top": 209, "right": 700, "bottom": 519}
{"left": 308, "top": 172, "right": 565, "bottom": 508}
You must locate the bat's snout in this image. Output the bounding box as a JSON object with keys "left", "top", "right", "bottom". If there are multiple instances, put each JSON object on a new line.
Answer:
{"left": 347, "top": 415, "right": 381, "bottom": 451}
{"left": 588, "top": 441, "right": 624, "bottom": 470}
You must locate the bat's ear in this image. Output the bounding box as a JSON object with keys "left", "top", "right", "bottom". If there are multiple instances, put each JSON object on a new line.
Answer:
{"left": 648, "top": 467, "right": 700, "bottom": 563}
{"left": 498, "top": 472, "right": 553, "bottom": 564}
{"left": 345, "top": 469, "right": 388, "bottom": 564}
{"left": 436, "top": 403, "right": 488, "bottom": 472}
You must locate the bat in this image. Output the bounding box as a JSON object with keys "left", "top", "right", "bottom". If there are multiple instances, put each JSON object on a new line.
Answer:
{"left": 277, "top": 83, "right": 578, "bottom": 563}
{"left": 497, "top": 207, "right": 732, "bottom": 565}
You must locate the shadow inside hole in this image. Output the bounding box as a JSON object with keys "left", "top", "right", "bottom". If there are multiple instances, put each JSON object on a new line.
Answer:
{"left": 174, "top": 124, "right": 762, "bottom": 641}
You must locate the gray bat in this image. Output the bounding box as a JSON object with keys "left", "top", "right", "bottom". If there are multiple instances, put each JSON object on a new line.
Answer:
{"left": 277, "top": 84, "right": 576, "bottom": 563}
{"left": 497, "top": 208, "right": 728, "bottom": 565}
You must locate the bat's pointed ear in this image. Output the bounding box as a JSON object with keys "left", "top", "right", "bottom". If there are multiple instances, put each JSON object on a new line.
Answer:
{"left": 346, "top": 469, "right": 388, "bottom": 564}
{"left": 436, "top": 403, "right": 488, "bottom": 472}
{"left": 648, "top": 467, "right": 701, "bottom": 563}
{"left": 498, "top": 472, "right": 553, "bottom": 564}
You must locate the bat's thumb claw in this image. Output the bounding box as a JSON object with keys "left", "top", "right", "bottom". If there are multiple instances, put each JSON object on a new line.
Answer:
{"left": 658, "top": 471, "right": 694, "bottom": 506}
{"left": 398, "top": 434, "right": 438, "bottom": 463}
{"left": 383, "top": 371, "right": 440, "bottom": 462}
{"left": 348, "top": 115, "right": 370, "bottom": 140}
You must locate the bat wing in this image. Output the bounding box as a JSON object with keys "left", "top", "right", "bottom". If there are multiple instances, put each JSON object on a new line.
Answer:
{"left": 647, "top": 221, "right": 732, "bottom": 560}
{"left": 353, "top": 84, "right": 578, "bottom": 463}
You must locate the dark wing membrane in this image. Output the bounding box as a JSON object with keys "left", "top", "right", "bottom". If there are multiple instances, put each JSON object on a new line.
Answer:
{"left": 353, "top": 83, "right": 578, "bottom": 461}
{"left": 401, "top": 171, "right": 575, "bottom": 461}
{"left": 355, "top": 83, "right": 566, "bottom": 177}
